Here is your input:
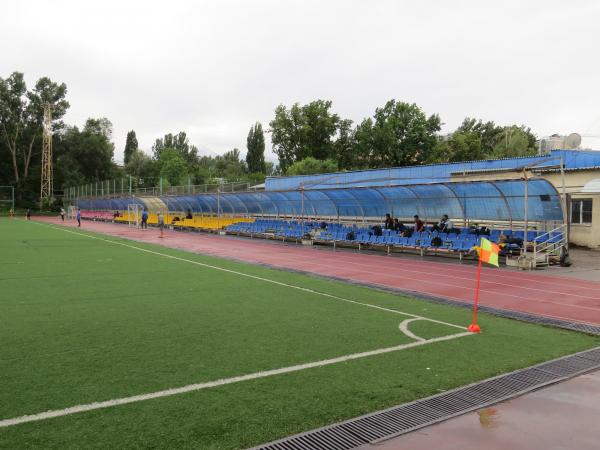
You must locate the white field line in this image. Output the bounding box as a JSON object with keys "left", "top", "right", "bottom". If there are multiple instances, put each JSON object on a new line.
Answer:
{"left": 399, "top": 318, "right": 426, "bottom": 342}
{"left": 0, "top": 330, "right": 473, "bottom": 428}
{"left": 39, "top": 223, "right": 467, "bottom": 331}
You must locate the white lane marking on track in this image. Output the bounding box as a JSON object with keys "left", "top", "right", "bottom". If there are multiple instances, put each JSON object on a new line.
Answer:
{"left": 37, "top": 222, "right": 466, "bottom": 331}
{"left": 40, "top": 218, "right": 600, "bottom": 301}
{"left": 399, "top": 318, "right": 426, "bottom": 342}
{"left": 183, "top": 236, "right": 600, "bottom": 308}
{"left": 184, "top": 228, "right": 600, "bottom": 300}
{"left": 0, "top": 331, "right": 472, "bottom": 428}
{"left": 235, "top": 246, "right": 600, "bottom": 301}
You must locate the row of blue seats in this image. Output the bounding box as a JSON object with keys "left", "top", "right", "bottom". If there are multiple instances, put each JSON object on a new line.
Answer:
{"left": 319, "top": 230, "right": 564, "bottom": 245}
{"left": 227, "top": 220, "right": 563, "bottom": 245}
{"left": 320, "top": 233, "right": 479, "bottom": 252}
{"left": 227, "top": 221, "right": 312, "bottom": 237}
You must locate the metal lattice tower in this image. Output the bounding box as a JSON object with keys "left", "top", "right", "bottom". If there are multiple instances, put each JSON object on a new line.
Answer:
{"left": 40, "top": 103, "right": 53, "bottom": 201}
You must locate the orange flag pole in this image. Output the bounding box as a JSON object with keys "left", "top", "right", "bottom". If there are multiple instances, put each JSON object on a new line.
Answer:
{"left": 467, "top": 237, "right": 499, "bottom": 333}
{"left": 468, "top": 256, "right": 483, "bottom": 333}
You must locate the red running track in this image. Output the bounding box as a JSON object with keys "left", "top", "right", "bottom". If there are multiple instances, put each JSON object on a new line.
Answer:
{"left": 35, "top": 217, "right": 600, "bottom": 326}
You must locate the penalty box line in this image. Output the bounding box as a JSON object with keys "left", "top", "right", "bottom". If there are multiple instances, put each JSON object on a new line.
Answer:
{"left": 39, "top": 222, "right": 467, "bottom": 332}
{"left": 0, "top": 330, "right": 473, "bottom": 428}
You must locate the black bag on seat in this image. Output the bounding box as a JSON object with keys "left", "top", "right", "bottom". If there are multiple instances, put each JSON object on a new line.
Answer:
{"left": 431, "top": 236, "right": 443, "bottom": 247}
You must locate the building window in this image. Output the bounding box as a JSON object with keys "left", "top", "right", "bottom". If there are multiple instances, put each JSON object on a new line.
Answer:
{"left": 571, "top": 199, "right": 593, "bottom": 224}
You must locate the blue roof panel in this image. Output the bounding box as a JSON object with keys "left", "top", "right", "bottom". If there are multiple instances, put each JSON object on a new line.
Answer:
{"left": 265, "top": 150, "right": 600, "bottom": 191}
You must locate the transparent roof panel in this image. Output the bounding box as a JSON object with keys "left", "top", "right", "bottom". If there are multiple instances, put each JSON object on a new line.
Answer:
{"left": 76, "top": 179, "right": 563, "bottom": 223}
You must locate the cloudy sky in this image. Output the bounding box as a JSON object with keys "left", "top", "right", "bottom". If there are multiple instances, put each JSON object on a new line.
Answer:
{"left": 2, "top": 0, "right": 600, "bottom": 163}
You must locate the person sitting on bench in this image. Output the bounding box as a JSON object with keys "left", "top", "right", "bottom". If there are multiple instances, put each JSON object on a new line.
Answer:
{"left": 433, "top": 214, "right": 453, "bottom": 232}
{"left": 394, "top": 219, "right": 406, "bottom": 233}
{"left": 384, "top": 213, "right": 394, "bottom": 230}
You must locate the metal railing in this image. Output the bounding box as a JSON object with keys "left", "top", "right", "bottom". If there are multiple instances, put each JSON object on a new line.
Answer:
{"left": 532, "top": 223, "right": 568, "bottom": 268}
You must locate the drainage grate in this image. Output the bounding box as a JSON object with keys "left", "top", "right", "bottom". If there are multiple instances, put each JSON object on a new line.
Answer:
{"left": 251, "top": 346, "right": 600, "bottom": 450}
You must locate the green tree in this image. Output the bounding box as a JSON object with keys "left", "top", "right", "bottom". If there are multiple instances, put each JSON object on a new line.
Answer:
{"left": 367, "top": 100, "right": 441, "bottom": 167}
{"left": 159, "top": 148, "right": 188, "bottom": 185}
{"left": 286, "top": 157, "right": 338, "bottom": 176}
{"left": 334, "top": 118, "right": 357, "bottom": 170}
{"left": 125, "top": 150, "right": 156, "bottom": 180}
{"left": 152, "top": 131, "right": 198, "bottom": 165}
{"left": 302, "top": 100, "right": 339, "bottom": 160}
{"left": 123, "top": 130, "right": 138, "bottom": 164}
{"left": 270, "top": 103, "right": 306, "bottom": 172}
{"left": 246, "top": 122, "right": 266, "bottom": 173}
{"left": 353, "top": 118, "right": 375, "bottom": 169}
{"left": 0, "top": 72, "right": 69, "bottom": 200}
{"left": 457, "top": 118, "right": 503, "bottom": 155}
{"left": 490, "top": 126, "right": 537, "bottom": 158}
{"left": 53, "top": 118, "right": 117, "bottom": 188}
{"left": 454, "top": 118, "right": 537, "bottom": 159}
{"left": 215, "top": 148, "right": 248, "bottom": 181}
{"left": 429, "top": 131, "right": 484, "bottom": 163}
{"left": 265, "top": 161, "right": 277, "bottom": 176}
{"left": 270, "top": 100, "right": 339, "bottom": 171}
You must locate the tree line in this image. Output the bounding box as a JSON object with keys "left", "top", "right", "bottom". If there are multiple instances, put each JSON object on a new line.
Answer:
{"left": 270, "top": 99, "right": 538, "bottom": 175}
{"left": 1, "top": 70, "right": 539, "bottom": 207}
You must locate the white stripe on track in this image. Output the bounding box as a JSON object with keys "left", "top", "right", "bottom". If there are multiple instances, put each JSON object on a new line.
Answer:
{"left": 38, "top": 222, "right": 466, "bottom": 331}
{"left": 0, "top": 331, "right": 472, "bottom": 428}
{"left": 185, "top": 228, "right": 600, "bottom": 300}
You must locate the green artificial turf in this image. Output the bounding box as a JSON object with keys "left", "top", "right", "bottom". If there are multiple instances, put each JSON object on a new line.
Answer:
{"left": 0, "top": 218, "right": 598, "bottom": 449}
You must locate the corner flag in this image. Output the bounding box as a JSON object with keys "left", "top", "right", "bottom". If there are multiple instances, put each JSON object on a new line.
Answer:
{"left": 468, "top": 237, "right": 501, "bottom": 333}
{"left": 478, "top": 237, "right": 500, "bottom": 267}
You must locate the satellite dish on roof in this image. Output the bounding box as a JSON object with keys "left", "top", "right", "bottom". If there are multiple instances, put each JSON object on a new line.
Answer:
{"left": 565, "top": 133, "right": 582, "bottom": 149}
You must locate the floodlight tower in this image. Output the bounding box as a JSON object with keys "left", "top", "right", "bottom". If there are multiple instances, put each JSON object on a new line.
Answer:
{"left": 40, "top": 103, "right": 53, "bottom": 202}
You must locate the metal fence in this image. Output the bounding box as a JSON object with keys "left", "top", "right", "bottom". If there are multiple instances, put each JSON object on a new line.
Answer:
{"left": 64, "top": 178, "right": 253, "bottom": 201}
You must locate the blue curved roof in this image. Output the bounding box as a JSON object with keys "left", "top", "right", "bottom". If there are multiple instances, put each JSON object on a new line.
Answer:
{"left": 76, "top": 179, "right": 563, "bottom": 222}
{"left": 265, "top": 149, "right": 600, "bottom": 191}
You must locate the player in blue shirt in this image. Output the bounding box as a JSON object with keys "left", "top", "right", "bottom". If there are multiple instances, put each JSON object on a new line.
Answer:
{"left": 141, "top": 209, "right": 148, "bottom": 229}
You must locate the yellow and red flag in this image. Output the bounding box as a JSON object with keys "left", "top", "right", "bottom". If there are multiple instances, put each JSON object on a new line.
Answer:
{"left": 479, "top": 237, "right": 500, "bottom": 267}
{"left": 472, "top": 237, "right": 500, "bottom": 267}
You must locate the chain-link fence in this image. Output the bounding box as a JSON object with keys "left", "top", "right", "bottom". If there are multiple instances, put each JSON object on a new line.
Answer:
{"left": 63, "top": 178, "right": 253, "bottom": 201}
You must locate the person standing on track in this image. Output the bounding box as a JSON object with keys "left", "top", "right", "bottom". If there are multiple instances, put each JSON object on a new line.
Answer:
{"left": 141, "top": 208, "right": 148, "bottom": 229}
{"left": 26, "top": 209, "right": 31, "bottom": 220}
{"left": 76, "top": 208, "right": 81, "bottom": 227}
{"left": 157, "top": 212, "right": 165, "bottom": 238}
{"left": 60, "top": 207, "right": 65, "bottom": 222}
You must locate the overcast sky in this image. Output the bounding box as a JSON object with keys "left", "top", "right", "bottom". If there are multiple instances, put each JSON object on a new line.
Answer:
{"left": 2, "top": 0, "right": 600, "bottom": 163}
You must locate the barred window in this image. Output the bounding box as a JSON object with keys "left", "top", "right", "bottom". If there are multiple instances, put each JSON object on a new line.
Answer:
{"left": 571, "top": 199, "right": 593, "bottom": 224}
